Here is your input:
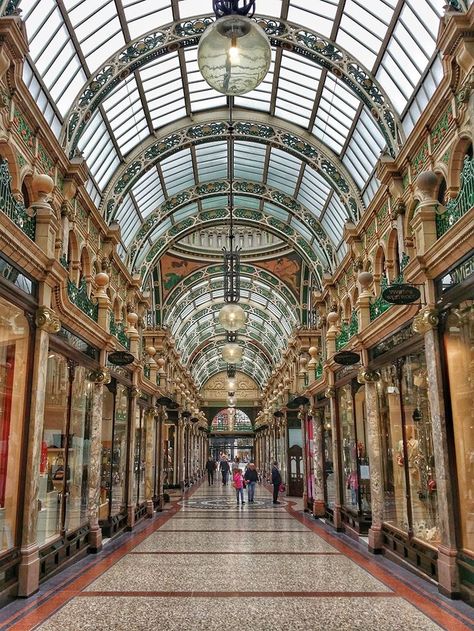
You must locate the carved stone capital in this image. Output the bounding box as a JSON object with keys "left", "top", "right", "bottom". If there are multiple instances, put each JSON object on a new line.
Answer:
{"left": 131, "top": 386, "right": 142, "bottom": 399}
{"left": 412, "top": 307, "right": 439, "bottom": 334}
{"left": 35, "top": 306, "right": 60, "bottom": 333}
{"left": 325, "top": 387, "right": 335, "bottom": 399}
{"left": 88, "top": 368, "right": 111, "bottom": 385}
{"left": 357, "top": 369, "right": 381, "bottom": 384}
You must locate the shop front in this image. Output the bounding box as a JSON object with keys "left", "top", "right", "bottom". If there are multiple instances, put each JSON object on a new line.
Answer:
{"left": 436, "top": 253, "right": 474, "bottom": 602}
{"left": 38, "top": 328, "right": 99, "bottom": 579}
{"left": 99, "top": 371, "right": 131, "bottom": 537}
{"left": 312, "top": 399, "right": 335, "bottom": 520}
{"left": 335, "top": 368, "right": 371, "bottom": 535}
{"left": 370, "top": 325, "right": 440, "bottom": 579}
{"left": 0, "top": 255, "right": 36, "bottom": 595}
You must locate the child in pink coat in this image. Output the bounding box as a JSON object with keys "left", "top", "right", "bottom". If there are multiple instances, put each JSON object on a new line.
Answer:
{"left": 233, "top": 467, "right": 245, "bottom": 505}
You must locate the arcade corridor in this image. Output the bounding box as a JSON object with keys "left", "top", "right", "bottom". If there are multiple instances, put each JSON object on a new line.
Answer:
{"left": 0, "top": 482, "right": 471, "bottom": 631}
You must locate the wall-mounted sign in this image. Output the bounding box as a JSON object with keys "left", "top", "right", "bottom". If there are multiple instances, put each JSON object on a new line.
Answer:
{"left": 382, "top": 284, "right": 420, "bottom": 304}
{"left": 438, "top": 253, "right": 474, "bottom": 294}
{"left": 333, "top": 351, "right": 360, "bottom": 365}
{"left": 108, "top": 351, "right": 134, "bottom": 365}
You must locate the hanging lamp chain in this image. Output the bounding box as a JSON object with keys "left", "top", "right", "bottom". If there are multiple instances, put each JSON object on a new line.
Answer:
{"left": 212, "top": 0, "right": 256, "bottom": 18}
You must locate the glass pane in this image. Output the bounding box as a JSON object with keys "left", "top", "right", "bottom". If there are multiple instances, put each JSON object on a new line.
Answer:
{"left": 339, "top": 384, "right": 358, "bottom": 511}
{"left": 39, "top": 353, "right": 69, "bottom": 544}
{"left": 0, "top": 298, "right": 29, "bottom": 551}
{"left": 112, "top": 384, "right": 129, "bottom": 516}
{"left": 401, "top": 353, "right": 440, "bottom": 544}
{"left": 65, "top": 365, "right": 92, "bottom": 531}
{"left": 100, "top": 387, "right": 114, "bottom": 520}
{"left": 134, "top": 407, "right": 146, "bottom": 505}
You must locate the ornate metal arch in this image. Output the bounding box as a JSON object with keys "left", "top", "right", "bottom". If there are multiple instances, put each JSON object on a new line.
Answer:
{"left": 137, "top": 206, "right": 326, "bottom": 288}
{"left": 102, "top": 111, "right": 364, "bottom": 225}
{"left": 128, "top": 179, "right": 336, "bottom": 271}
{"left": 62, "top": 15, "right": 404, "bottom": 158}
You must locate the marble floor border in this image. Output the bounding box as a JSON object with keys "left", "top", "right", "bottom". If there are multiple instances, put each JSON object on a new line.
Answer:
{"left": 284, "top": 502, "right": 474, "bottom": 631}
{"left": 77, "top": 590, "right": 400, "bottom": 598}
{"left": 1, "top": 481, "right": 472, "bottom": 631}
{"left": 128, "top": 551, "right": 342, "bottom": 556}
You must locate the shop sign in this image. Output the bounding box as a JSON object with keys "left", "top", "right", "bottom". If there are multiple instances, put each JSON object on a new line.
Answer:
{"left": 108, "top": 350, "right": 134, "bottom": 365}
{"left": 438, "top": 253, "right": 474, "bottom": 294}
{"left": 334, "top": 350, "right": 360, "bottom": 365}
{"left": 0, "top": 254, "right": 36, "bottom": 296}
{"left": 382, "top": 284, "right": 420, "bottom": 304}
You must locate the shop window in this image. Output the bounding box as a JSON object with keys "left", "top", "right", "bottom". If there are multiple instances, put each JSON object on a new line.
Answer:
{"left": 100, "top": 382, "right": 129, "bottom": 521}
{"left": 0, "top": 297, "right": 29, "bottom": 551}
{"left": 444, "top": 300, "right": 473, "bottom": 552}
{"left": 338, "top": 383, "right": 370, "bottom": 514}
{"left": 134, "top": 407, "right": 146, "bottom": 505}
{"left": 378, "top": 352, "right": 440, "bottom": 544}
{"left": 39, "top": 354, "right": 93, "bottom": 545}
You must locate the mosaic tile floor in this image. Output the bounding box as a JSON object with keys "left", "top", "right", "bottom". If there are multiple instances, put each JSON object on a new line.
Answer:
{"left": 1, "top": 482, "right": 472, "bottom": 631}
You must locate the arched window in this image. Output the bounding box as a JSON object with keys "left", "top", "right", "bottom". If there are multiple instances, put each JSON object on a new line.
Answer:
{"left": 211, "top": 409, "right": 252, "bottom": 432}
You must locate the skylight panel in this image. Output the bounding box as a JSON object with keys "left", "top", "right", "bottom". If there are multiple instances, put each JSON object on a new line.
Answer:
{"left": 123, "top": 1, "right": 173, "bottom": 40}
{"left": 321, "top": 206, "right": 344, "bottom": 245}
{"left": 161, "top": 149, "right": 194, "bottom": 195}
{"left": 119, "top": 203, "right": 142, "bottom": 247}
{"left": 314, "top": 75, "right": 359, "bottom": 152}
{"left": 178, "top": 0, "right": 215, "bottom": 19}
{"left": 297, "top": 167, "right": 331, "bottom": 216}
{"left": 184, "top": 47, "right": 227, "bottom": 112}
{"left": 287, "top": 2, "right": 337, "bottom": 38}
{"left": 363, "top": 172, "right": 381, "bottom": 207}
{"left": 195, "top": 142, "right": 227, "bottom": 182}
{"left": 77, "top": 113, "right": 121, "bottom": 189}
{"left": 266, "top": 148, "right": 300, "bottom": 195}
{"left": 234, "top": 49, "right": 276, "bottom": 112}
{"left": 131, "top": 170, "right": 165, "bottom": 218}
{"left": 234, "top": 142, "right": 266, "bottom": 181}
{"left": 274, "top": 51, "right": 320, "bottom": 128}
{"left": 201, "top": 197, "right": 226, "bottom": 210}
{"left": 140, "top": 56, "right": 186, "bottom": 129}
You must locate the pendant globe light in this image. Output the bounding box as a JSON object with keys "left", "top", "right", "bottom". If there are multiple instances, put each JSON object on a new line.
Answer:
{"left": 221, "top": 342, "right": 243, "bottom": 364}
{"left": 197, "top": 1, "right": 271, "bottom": 96}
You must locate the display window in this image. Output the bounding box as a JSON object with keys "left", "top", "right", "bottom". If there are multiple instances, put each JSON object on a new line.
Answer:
{"left": 338, "top": 383, "right": 370, "bottom": 515}
{"left": 0, "top": 296, "right": 30, "bottom": 552}
{"left": 378, "top": 352, "right": 440, "bottom": 545}
{"left": 100, "top": 381, "right": 129, "bottom": 520}
{"left": 38, "top": 353, "right": 93, "bottom": 545}
{"left": 134, "top": 407, "right": 146, "bottom": 505}
{"left": 443, "top": 300, "right": 473, "bottom": 553}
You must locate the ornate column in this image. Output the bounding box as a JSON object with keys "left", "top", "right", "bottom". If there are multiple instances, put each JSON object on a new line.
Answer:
{"left": 326, "top": 385, "right": 343, "bottom": 531}
{"left": 30, "top": 174, "right": 57, "bottom": 258}
{"left": 326, "top": 310, "right": 339, "bottom": 358}
{"left": 358, "top": 369, "right": 384, "bottom": 553}
{"left": 413, "top": 307, "right": 459, "bottom": 597}
{"left": 87, "top": 366, "right": 110, "bottom": 552}
{"left": 357, "top": 271, "right": 374, "bottom": 331}
{"left": 411, "top": 171, "right": 440, "bottom": 256}
{"left": 312, "top": 408, "right": 325, "bottom": 517}
{"left": 94, "top": 270, "right": 110, "bottom": 331}
{"left": 177, "top": 417, "right": 185, "bottom": 492}
{"left": 18, "top": 306, "right": 60, "bottom": 597}
{"left": 144, "top": 408, "right": 155, "bottom": 517}
{"left": 300, "top": 405, "right": 309, "bottom": 508}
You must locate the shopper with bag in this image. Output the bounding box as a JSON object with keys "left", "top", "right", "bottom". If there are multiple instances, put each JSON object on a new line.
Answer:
{"left": 271, "top": 461, "right": 282, "bottom": 504}
{"left": 232, "top": 466, "right": 245, "bottom": 505}
{"left": 244, "top": 463, "right": 258, "bottom": 503}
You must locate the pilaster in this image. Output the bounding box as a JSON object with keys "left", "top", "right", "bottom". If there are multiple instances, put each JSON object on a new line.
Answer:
{"left": 18, "top": 306, "right": 60, "bottom": 597}
{"left": 144, "top": 409, "right": 155, "bottom": 517}
{"left": 312, "top": 409, "right": 325, "bottom": 517}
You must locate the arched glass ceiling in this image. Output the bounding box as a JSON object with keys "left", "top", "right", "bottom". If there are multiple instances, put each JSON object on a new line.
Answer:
{"left": 19, "top": 0, "right": 448, "bottom": 210}
{"left": 192, "top": 341, "right": 272, "bottom": 387}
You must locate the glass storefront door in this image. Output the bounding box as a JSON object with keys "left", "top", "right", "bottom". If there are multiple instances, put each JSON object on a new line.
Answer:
{"left": 39, "top": 353, "right": 93, "bottom": 545}
{"left": 0, "top": 296, "right": 30, "bottom": 551}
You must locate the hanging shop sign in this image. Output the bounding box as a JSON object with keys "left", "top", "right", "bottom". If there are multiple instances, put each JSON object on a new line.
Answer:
{"left": 333, "top": 350, "right": 360, "bottom": 365}
{"left": 382, "top": 284, "right": 420, "bottom": 304}
{"left": 108, "top": 350, "right": 134, "bottom": 366}
{"left": 156, "top": 396, "right": 173, "bottom": 407}
{"left": 287, "top": 395, "right": 310, "bottom": 409}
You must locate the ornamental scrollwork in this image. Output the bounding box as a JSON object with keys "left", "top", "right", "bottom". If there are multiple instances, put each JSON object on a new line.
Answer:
{"left": 412, "top": 307, "right": 439, "bottom": 334}
{"left": 88, "top": 368, "right": 111, "bottom": 385}
{"left": 35, "top": 306, "right": 61, "bottom": 333}
{"left": 357, "top": 369, "right": 381, "bottom": 384}
{"left": 324, "top": 387, "right": 335, "bottom": 399}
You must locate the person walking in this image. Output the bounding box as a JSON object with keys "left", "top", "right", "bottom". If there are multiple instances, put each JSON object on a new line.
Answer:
{"left": 220, "top": 455, "right": 230, "bottom": 486}
{"left": 233, "top": 467, "right": 245, "bottom": 505}
{"left": 271, "top": 461, "right": 282, "bottom": 504}
{"left": 244, "top": 463, "right": 258, "bottom": 503}
{"left": 205, "top": 456, "right": 215, "bottom": 485}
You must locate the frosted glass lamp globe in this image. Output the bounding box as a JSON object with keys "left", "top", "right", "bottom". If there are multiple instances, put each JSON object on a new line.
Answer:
{"left": 218, "top": 303, "right": 246, "bottom": 332}
{"left": 197, "top": 15, "right": 271, "bottom": 96}
{"left": 221, "top": 343, "right": 243, "bottom": 364}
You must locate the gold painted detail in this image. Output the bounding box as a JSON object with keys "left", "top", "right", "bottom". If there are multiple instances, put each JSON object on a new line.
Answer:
{"left": 88, "top": 368, "right": 111, "bottom": 384}
{"left": 412, "top": 307, "right": 439, "bottom": 334}
{"left": 324, "top": 387, "right": 335, "bottom": 399}
{"left": 35, "top": 306, "right": 60, "bottom": 333}
{"left": 357, "top": 369, "right": 381, "bottom": 383}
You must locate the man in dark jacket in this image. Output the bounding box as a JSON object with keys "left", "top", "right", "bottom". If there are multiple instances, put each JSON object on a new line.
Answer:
{"left": 220, "top": 456, "right": 230, "bottom": 485}
{"left": 205, "top": 457, "right": 215, "bottom": 485}
{"left": 244, "top": 463, "right": 258, "bottom": 503}
{"left": 271, "top": 462, "right": 282, "bottom": 504}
